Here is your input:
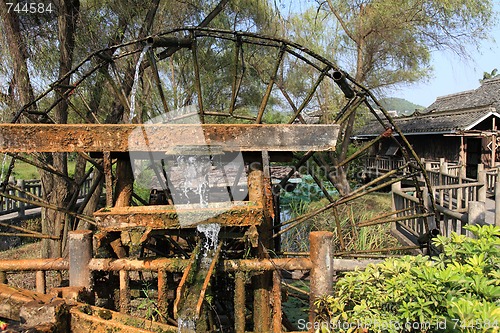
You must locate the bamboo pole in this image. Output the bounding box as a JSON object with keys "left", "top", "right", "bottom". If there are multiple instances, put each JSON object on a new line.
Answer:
{"left": 229, "top": 39, "right": 243, "bottom": 116}
{"left": 191, "top": 37, "right": 204, "bottom": 122}
{"left": 288, "top": 66, "right": 330, "bottom": 124}
{"left": 256, "top": 45, "right": 286, "bottom": 123}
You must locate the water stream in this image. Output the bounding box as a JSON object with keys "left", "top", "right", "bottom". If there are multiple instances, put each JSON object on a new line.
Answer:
{"left": 177, "top": 223, "right": 221, "bottom": 333}
{"left": 196, "top": 223, "right": 221, "bottom": 258}
{"left": 175, "top": 155, "right": 211, "bottom": 207}
{"left": 129, "top": 44, "right": 151, "bottom": 122}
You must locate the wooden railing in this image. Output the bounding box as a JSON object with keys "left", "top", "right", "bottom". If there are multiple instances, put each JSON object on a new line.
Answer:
{"left": 391, "top": 184, "right": 427, "bottom": 245}
{"left": 0, "top": 177, "right": 94, "bottom": 220}
{"left": 485, "top": 167, "right": 500, "bottom": 194}
{"left": 391, "top": 180, "right": 485, "bottom": 243}
{"left": 364, "top": 156, "right": 408, "bottom": 173}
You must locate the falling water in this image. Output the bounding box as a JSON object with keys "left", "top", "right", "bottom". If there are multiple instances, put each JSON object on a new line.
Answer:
{"left": 176, "top": 155, "right": 211, "bottom": 207}
{"left": 197, "top": 223, "right": 221, "bottom": 256}
{"left": 129, "top": 44, "right": 151, "bottom": 122}
{"left": 177, "top": 318, "right": 196, "bottom": 333}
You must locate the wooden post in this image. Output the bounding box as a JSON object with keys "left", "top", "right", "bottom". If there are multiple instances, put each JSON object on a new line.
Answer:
{"left": 157, "top": 269, "right": 168, "bottom": 323}
{"left": 492, "top": 118, "right": 497, "bottom": 167}
{"left": 36, "top": 271, "right": 46, "bottom": 294}
{"left": 467, "top": 201, "right": 486, "bottom": 238}
{"left": 68, "top": 230, "right": 93, "bottom": 289}
{"left": 115, "top": 154, "right": 134, "bottom": 207}
{"left": 248, "top": 160, "right": 271, "bottom": 333}
{"left": 477, "top": 164, "right": 487, "bottom": 202}
{"left": 422, "top": 187, "right": 437, "bottom": 230}
{"left": 16, "top": 179, "right": 25, "bottom": 218}
{"left": 495, "top": 178, "right": 500, "bottom": 227}
{"left": 234, "top": 271, "right": 246, "bottom": 333}
{"left": 460, "top": 136, "right": 466, "bottom": 173}
{"left": 103, "top": 151, "right": 113, "bottom": 207}
{"left": 439, "top": 158, "right": 447, "bottom": 185}
{"left": 272, "top": 271, "right": 282, "bottom": 333}
{"left": 119, "top": 270, "right": 130, "bottom": 313}
{"left": 309, "top": 231, "right": 334, "bottom": 326}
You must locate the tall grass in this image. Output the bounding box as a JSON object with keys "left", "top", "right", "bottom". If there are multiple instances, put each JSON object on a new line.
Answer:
{"left": 280, "top": 193, "right": 401, "bottom": 253}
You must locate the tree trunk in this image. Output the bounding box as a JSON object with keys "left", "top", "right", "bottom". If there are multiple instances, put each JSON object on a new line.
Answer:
{"left": 41, "top": 0, "right": 80, "bottom": 259}
{"left": 0, "top": 2, "right": 36, "bottom": 109}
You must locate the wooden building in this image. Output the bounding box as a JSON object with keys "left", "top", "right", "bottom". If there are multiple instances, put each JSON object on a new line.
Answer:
{"left": 354, "top": 77, "right": 500, "bottom": 177}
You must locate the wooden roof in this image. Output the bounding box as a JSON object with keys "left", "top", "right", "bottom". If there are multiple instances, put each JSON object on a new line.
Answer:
{"left": 355, "top": 77, "right": 500, "bottom": 137}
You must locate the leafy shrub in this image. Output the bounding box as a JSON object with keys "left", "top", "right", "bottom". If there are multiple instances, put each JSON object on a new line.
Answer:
{"left": 314, "top": 225, "right": 500, "bottom": 333}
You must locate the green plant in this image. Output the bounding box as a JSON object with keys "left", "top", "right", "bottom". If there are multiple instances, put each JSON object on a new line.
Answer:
{"left": 137, "top": 281, "right": 164, "bottom": 322}
{"left": 314, "top": 225, "right": 500, "bottom": 333}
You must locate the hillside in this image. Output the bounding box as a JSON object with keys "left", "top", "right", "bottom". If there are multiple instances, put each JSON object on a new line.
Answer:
{"left": 379, "top": 97, "right": 425, "bottom": 114}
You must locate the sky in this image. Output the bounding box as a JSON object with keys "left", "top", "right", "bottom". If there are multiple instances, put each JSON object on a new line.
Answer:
{"left": 393, "top": 23, "right": 500, "bottom": 107}
{"left": 280, "top": 1, "right": 500, "bottom": 108}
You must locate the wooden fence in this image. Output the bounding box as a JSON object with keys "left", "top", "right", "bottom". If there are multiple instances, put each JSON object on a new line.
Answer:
{"left": 364, "top": 156, "right": 408, "bottom": 174}
{"left": 0, "top": 177, "right": 93, "bottom": 221}
{"left": 390, "top": 158, "right": 500, "bottom": 249}
{"left": 0, "top": 230, "right": 380, "bottom": 333}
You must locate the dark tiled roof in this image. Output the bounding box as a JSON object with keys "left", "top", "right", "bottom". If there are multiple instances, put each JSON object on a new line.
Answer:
{"left": 425, "top": 77, "right": 500, "bottom": 113}
{"left": 355, "top": 108, "right": 497, "bottom": 137}
{"left": 355, "top": 77, "right": 500, "bottom": 137}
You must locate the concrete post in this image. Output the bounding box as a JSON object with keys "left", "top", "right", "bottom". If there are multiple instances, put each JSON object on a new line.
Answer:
{"left": 309, "top": 231, "right": 334, "bottom": 326}
{"left": 68, "top": 230, "right": 93, "bottom": 289}
{"left": 467, "top": 201, "right": 485, "bottom": 238}
{"left": 477, "top": 165, "right": 487, "bottom": 202}
{"left": 391, "top": 182, "right": 401, "bottom": 211}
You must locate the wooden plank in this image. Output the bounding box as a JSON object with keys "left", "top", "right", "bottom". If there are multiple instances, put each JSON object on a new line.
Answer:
{"left": 0, "top": 124, "right": 339, "bottom": 152}
{"left": 93, "top": 202, "right": 263, "bottom": 230}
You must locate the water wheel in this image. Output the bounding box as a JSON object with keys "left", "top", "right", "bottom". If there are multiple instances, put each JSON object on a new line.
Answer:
{"left": 0, "top": 27, "right": 436, "bottom": 332}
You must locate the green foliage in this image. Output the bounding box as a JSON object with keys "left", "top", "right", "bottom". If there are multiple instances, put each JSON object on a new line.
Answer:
{"left": 137, "top": 281, "right": 164, "bottom": 322}
{"left": 379, "top": 98, "right": 425, "bottom": 114}
{"left": 314, "top": 225, "right": 500, "bottom": 333}
{"left": 481, "top": 69, "right": 499, "bottom": 83}
{"left": 324, "top": 0, "right": 495, "bottom": 88}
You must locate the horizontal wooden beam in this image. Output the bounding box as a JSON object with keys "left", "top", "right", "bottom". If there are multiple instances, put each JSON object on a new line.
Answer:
{"left": 93, "top": 202, "right": 263, "bottom": 230}
{"left": 0, "top": 124, "right": 339, "bottom": 152}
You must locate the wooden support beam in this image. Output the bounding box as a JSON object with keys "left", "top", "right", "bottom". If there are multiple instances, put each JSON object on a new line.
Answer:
{"left": 94, "top": 202, "right": 263, "bottom": 230}
{"left": 0, "top": 124, "right": 339, "bottom": 152}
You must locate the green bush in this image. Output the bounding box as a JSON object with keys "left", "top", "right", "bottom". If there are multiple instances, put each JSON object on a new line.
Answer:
{"left": 314, "top": 225, "right": 500, "bottom": 333}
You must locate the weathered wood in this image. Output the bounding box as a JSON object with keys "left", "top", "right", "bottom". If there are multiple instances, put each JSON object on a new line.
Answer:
{"left": 70, "top": 304, "right": 178, "bottom": 333}
{"left": 0, "top": 124, "right": 339, "bottom": 152}
{"left": 0, "top": 283, "right": 55, "bottom": 321}
{"left": 309, "top": 231, "right": 334, "bottom": 324}
{"left": 94, "top": 202, "right": 263, "bottom": 230}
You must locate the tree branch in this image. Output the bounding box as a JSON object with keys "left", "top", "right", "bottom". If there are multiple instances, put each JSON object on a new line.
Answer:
{"left": 326, "top": 0, "right": 357, "bottom": 43}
